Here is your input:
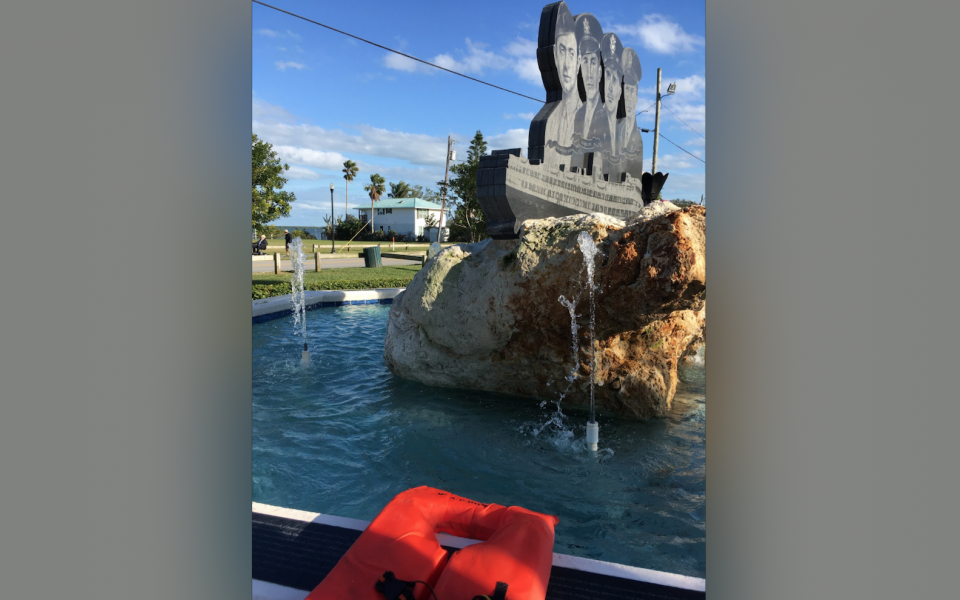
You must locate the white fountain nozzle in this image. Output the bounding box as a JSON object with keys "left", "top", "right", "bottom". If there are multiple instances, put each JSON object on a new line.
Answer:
{"left": 586, "top": 420, "right": 599, "bottom": 452}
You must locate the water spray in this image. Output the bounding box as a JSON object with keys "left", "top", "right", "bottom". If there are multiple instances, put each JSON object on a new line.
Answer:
{"left": 290, "top": 238, "right": 310, "bottom": 367}
{"left": 577, "top": 231, "right": 601, "bottom": 452}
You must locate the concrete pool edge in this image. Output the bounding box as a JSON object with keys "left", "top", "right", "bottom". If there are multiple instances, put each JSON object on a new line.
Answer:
{"left": 252, "top": 501, "right": 706, "bottom": 598}
{"left": 252, "top": 288, "right": 404, "bottom": 323}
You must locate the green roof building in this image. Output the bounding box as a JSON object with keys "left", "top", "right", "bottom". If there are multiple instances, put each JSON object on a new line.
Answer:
{"left": 357, "top": 198, "right": 446, "bottom": 241}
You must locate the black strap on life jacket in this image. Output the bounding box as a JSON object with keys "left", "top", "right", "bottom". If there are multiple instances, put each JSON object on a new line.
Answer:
{"left": 472, "top": 581, "right": 509, "bottom": 600}
{"left": 375, "top": 571, "right": 417, "bottom": 600}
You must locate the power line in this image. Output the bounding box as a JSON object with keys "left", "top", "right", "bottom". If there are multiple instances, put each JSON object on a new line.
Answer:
{"left": 661, "top": 103, "right": 705, "bottom": 140}
{"left": 657, "top": 132, "right": 705, "bottom": 164}
{"left": 635, "top": 100, "right": 658, "bottom": 116}
{"left": 252, "top": 1, "right": 544, "bottom": 103}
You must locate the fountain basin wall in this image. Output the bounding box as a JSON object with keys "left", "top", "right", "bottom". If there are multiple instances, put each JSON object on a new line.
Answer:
{"left": 383, "top": 206, "right": 706, "bottom": 418}
{"left": 252, "top": 288, "right": 405, "bottom": 323}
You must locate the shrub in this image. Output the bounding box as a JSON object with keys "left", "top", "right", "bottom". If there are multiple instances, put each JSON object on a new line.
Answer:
{"left": 253, "top": 276, "right": 418, "bottom": 300}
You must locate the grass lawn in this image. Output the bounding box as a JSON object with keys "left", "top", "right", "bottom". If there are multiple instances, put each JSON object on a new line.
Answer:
{"left": 253, "top": 239, "right": 455, "bottom": 255}
{"left": 253, "top": 265, "right": 422, "bottom": 299}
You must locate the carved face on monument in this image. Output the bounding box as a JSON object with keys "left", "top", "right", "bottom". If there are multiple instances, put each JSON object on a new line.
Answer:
{"left": 581, "top": 51, "right": 601, "bottom": 101}
{"left": 601, "top": 33, "right": 623, "bottom": 116}
{"left": 555, "top": 31, "right": 578, "bottom": 95}
{"left": 575, "top": 14, "right": 603, "bottom": 104}
{"left": 621, "top": 47, "right": 641, "bottom": 117}
{"left": 623, "top": 82, "right": 638, "bottom": 116}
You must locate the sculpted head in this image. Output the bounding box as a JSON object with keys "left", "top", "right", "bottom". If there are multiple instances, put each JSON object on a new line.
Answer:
{"left": 621, "top": 47, "right": 641, "bottom": 116}
{"left": 576, "top": 14, "right": 602, "bottom": 102}
{"left": 554, "top": 6, "right": 578, "bottom": 96}
{"left": 601, "top": 33, "right": 623, "bottom": 116}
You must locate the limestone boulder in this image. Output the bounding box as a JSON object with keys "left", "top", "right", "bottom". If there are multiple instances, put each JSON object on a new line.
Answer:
{"left": 383, "top": 205, "right": 706, "bottom": 418}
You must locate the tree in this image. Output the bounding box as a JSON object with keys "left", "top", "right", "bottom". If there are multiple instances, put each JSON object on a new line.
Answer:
{"left": 388, "top": 180, "right": 415, "bottom": 198}
{"left": 290, "top": 228, "right": 317, "bottom": 240}
{"left": 252, "top": 134, "right": 296, "bottom": 235}
{"left": 342, "top": 159, "right": 358, "bottom": 216}
{"left": 407, "top": 184, "right": 441, "bottom": 203}
{"left": 423, "top": 213, "right": 439, "bottom": 240}
{"left": 364, "top": 173, "right": 386, "bottom": 236}
{"left": 262, "top": 224, "right": 284, "bottom": 239}
{"left": 421, "top": 187, "right": 443, "bottom": 204}
{"left": 336, "top": 214, "right": 366, "bottom": 241}
{"left": 447, "top": 130, "right": 488, "bottom": 243}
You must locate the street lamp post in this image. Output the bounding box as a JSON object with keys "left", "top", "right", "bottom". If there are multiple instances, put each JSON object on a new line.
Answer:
{"left": 329, "top": 183, "right": 335, "bottom": 253}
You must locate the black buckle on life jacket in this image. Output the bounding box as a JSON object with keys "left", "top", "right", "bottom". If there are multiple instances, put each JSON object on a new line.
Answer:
{"left": 375, "top": 571, "right": 417, "bottom": 600}
{"left": 472, "top": 581, "right": 509, "bottom": 600}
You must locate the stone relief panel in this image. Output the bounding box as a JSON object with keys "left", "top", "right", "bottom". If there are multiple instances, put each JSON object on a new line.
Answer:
{"left": 528, "top": 1, "right": 644, "bottom": 182}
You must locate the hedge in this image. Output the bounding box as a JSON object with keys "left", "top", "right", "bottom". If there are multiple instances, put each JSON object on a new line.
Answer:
{"left": 252, "top": 266, "right": 421, "bottom": 300}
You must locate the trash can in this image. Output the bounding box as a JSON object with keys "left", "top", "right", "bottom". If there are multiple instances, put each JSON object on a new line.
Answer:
{"left": 363, "top": 245, "right": 382, "bottom": 268}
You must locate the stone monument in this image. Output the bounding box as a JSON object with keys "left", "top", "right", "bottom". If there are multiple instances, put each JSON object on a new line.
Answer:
{"left": 383, "top": 2, "right": 705, "bottom": 419}
{"left": 479, "top": 1, "right": 668, "bottom": 240}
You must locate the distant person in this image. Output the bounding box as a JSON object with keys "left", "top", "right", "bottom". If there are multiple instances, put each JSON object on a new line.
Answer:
{"left": 284, "top": 229, "right": 292, "bottom": 255}
{"left": 252, "top": 234, "right": 267, "bottom": 255}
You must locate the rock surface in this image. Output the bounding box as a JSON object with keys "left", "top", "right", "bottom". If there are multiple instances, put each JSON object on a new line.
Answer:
{"left": 383, "top": 205, "right": 706, "bottom": 418}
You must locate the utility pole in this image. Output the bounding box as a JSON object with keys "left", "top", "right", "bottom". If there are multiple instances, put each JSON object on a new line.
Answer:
{"left": 440, "top": 136, "right": 456, "bottom": 241}
{"left": 652, "top": 68, "right": 662, "bottom": 174}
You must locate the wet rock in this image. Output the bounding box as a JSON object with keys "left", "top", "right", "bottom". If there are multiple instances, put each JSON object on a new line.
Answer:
{"left": 383, "top": 205, "right": 706, "bottom": 418}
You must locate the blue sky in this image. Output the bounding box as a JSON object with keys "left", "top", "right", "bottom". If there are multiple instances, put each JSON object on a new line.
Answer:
{"left": 253, "top": 0, "right": 705, "bottom": 227}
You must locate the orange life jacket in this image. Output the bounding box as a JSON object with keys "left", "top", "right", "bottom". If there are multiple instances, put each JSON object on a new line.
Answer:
{"left": 306, "top": 486, "right": 559, "bottom": 600}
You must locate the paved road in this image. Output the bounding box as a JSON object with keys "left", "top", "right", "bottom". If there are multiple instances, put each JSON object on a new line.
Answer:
{"left": 252, "top": 256, "right": 420, "bottom": 273}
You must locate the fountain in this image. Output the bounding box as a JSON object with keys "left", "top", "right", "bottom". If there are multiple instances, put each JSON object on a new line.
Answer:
{"left": 288, "top": 237, "right": 310, "bottom": 367}
{"left": 577, "top": 230, "right": 602, "bottom": 451}
{"left": 252, "top": 1, "right": 707, "bottom": 591}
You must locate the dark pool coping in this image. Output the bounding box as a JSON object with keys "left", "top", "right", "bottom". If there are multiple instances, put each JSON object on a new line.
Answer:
{"left": 252, "top": 502, "right": 706, "bottom": 600}
{"left": 252, "top": 288, "right": 404, "bottom": 324}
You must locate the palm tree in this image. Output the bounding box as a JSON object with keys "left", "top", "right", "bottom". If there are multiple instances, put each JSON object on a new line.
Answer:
{"left": 342, "top": 160, "right": 358, "bottom": 218}
{"left": 388, "top": 180, "right": 415, "bottom": 199}
{"left": 363, "top": 173, "right": 386, "bottom": 236}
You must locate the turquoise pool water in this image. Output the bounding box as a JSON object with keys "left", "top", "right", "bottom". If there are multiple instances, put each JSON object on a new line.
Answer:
{"left": 253, "top": 304, "right": 705, "bottom": 578}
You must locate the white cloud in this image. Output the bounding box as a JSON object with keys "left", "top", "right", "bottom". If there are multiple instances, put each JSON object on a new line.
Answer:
{"left": 612, "top": 15, "right": 704, "bottom": 55}
{"left": 487, "top": 129, "right": 528, "bottom": 152}
{"left": 504, "top": 112, "right": 536, "bottom": 120}
{"left": 257, "top": 29, "right": 279, "bottom": 37}
{"left": 278, "top": 47, "right": 287, "bottom": 52}
{"left": 432, "top": 39, "right": 509, "bottom": 74}
{"left": 252, "top": 96, "right": 297, "bottom": 122}
{"left": 669, "top": 102, "right": 705, "bottom": 124}
{"left": 382, "top": 36, "right": 542, "bottom": 88}
{"left": 383, "top": 53, "right": 425, "bottom": 73}
{"left": 253, "top": 119, "right": 449, "bottom": 168}
{"left": 504, "top": 38, "right": 541, "bottom": 85}
{"left": 661, "top": 172, "right": 705, "bottom": 198}
{"left": 273, "top": 146, "right": 346, "bottom": 170}
{"left": 284, "top": 166, "right": 322, "bottom": 181}
{"left": 671, "top": 74, "right": 705, "bottom": 100}
{"left": 254, "top": 104, "right": 538, "bottom": 188}
{"left": 286, "top": 30, "right": 301, "bottom": 41}
{"left": 656, "top": 153, "right": 694, "bottom": 170}
{"left": 275, "top": 61, "right": 305, "bottom": 71}
{"left": 293, "top": 202, "right": 328, "bottom": 211}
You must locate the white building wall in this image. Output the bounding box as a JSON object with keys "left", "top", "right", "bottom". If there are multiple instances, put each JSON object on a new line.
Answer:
{"left": 358, "top": 208, "right": 443, "bottom": 239}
